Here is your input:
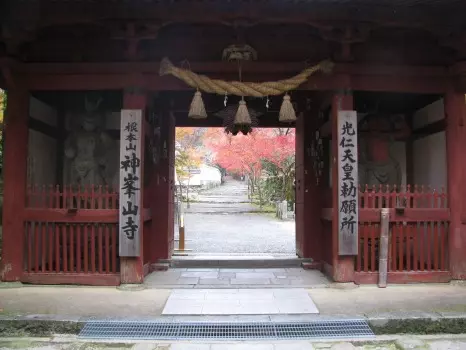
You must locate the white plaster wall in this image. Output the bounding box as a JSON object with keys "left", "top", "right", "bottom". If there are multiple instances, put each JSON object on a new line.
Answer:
{"left": 27, "top": 97, "right": 58, "bottom": 186}
{"left": 413, "top": 131, "right": 447, "bottom": 191}
{"left": 412, "top": 98, "right": 447, "bottom": 191}
{"left": 413, "top": 98, "right": 444, "bottom": 129}
{"left": 179, "top": 164, "right": 222, "bottom": 187}
{"left": 29, "top": 96, "right": 57, "bottom": 127}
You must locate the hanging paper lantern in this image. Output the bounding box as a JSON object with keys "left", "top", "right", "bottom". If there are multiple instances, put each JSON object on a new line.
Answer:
{"left": 188, "top": 90, "right": 207, "bottom": 119}
{"left": 279, "top": 94, "right": 297, "bottom": 122}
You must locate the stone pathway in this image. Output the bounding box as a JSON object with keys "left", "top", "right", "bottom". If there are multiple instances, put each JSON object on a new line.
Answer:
{"left": 144, "top": 268, "right": 330, "bottom": 289}
{"left": 176, "top": 178, "right": 295, "bottom": 254}
{"left": 162, "top": 288, "right": 319, "bottom": 315}
{"left": 1, "top": 335, "right": 466, "bottom": 349}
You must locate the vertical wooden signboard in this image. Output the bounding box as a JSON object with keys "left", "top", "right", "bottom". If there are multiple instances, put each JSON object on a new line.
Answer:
{"left": 119, "top": 110, "right": 142, "bottom": 257}
{"left": 337, "top": 110, "right": 359, "bottom": 255}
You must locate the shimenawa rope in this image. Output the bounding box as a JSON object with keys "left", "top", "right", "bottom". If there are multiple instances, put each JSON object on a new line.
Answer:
{"left": 159, "top": 57, "right": 334, "bottom": 97}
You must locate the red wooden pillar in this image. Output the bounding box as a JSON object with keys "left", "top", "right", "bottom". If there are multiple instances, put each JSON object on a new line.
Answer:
{"left": 295, "top": 101, "right": 323, "bottom": 260}
{"left": 445, "top": 88, "right": 466, "bottom": 280}
{"left": 120, "top": 87, "right": 147, "bottom": 284}
{"left": 151, "top": 108, "right": 175, "bottom": 260}
{"left": 295, "top": 111, "right": 305, "bottom": 257}
{"left": 1, "top": 86, "right": 29, "bottom": 282}
{"left": 331, "top": 90, "right": 355, "bottom": 282}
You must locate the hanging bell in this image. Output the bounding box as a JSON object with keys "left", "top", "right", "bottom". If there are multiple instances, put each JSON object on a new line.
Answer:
{"left": 279, "top": 94, "right": 297, "bottom": 123}
{"left": 188, "top": 90, "right": 207, "bottom": 119}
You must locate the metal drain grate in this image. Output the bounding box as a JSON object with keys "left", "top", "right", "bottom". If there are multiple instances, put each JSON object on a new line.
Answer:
{"left": 79, "top": 320, "right": 374, "bottom": 340}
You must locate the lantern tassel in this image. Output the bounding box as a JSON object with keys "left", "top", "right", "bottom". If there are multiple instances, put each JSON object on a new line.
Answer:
{"left": 188, "top": 90, "right": 207, "bottom": 119}
{"left": 279, "top": 94, "right": 297, "bottom": 122}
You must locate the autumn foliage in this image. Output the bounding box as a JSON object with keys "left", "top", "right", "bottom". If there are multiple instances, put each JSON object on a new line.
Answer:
{"left": 204, "top": 127, "right": 296, "bottom": 204}
{"left": 175, "top": 127, "right": 295, "bottom": 205}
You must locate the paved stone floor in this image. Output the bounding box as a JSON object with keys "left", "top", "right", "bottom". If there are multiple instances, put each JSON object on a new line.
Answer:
{"left": 144, "top": 268, "right": 331, "bottom": 289}
{"left": 1, "top": 284, "right": 465, "bottom": 319}
{"left": 176, "top": 179, "right": 295, "bottom": 255}
{"left": 1, "top": 335, "right": 466, "bottom": 349}
{"left": 162, "top": 288, "right": 319, "bottom": 315}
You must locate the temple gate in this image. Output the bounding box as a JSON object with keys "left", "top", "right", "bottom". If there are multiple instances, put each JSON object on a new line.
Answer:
{"left": 1, "top": 0, "right": 466, "bottom": 285}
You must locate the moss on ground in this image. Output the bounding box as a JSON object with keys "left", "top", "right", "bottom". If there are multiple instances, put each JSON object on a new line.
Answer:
{"left": 0, "top": 340, "right": 44, "bottom": 349}
{"left": 0, "top": 340, "right": 132, "bottom": 350}
{"left": 0, "top": 320, "right": 83, "bottom": 337}
{"left": 370, "top": 318, "right": 466, "bottom": 335}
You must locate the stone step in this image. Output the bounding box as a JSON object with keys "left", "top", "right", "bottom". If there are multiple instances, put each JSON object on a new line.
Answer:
{"left": 163, "top": 257, "right": 313, "bottom": 268}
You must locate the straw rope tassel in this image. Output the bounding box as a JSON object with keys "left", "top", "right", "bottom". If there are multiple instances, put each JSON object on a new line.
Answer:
{"left": 234, "top": 99, "right": 251, "bottom": 125}
{"left": 188, "top": 90, "right": 207, "bottom": 119}
{"left": 279, "top": 94, "right": 296, "bottom": 122}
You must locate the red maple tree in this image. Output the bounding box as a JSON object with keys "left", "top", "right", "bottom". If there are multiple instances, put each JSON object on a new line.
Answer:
{"left": 204, "top": 128, "right": 295, "bottom": 203}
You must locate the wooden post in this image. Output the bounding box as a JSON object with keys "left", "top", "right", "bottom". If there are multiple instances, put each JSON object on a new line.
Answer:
{"left": 331, "top": 89, "right": 356, "bottom": 283}
{"left": 295, "top": 100, "right": 324, "bottom": 260}
{"left": 445, "top": 88, "right": 466, "bottom": 280}
{"left": 378, "top": 208, "right": 389, "bottom": 288}
{"left": 120, "top": 86, "right": 146, "bottom": 284}
{"left": 1, "top": 86, "right": 29, "bottom": 282}
{"left": 178, "top": 200, "right": 185, "bottom": 251}
{"left": 173, "top": 199, "right": 191, "bottom": 255}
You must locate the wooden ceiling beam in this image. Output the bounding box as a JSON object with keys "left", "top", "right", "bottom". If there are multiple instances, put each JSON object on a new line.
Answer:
{"left": 16, "top": 60, "right": 447, "bottom": 77}
{"left": 20, "top": 70, "right": 447, "bottom": 95}
{"left": 3, "top": 2, "right": 464, "bottom": 38}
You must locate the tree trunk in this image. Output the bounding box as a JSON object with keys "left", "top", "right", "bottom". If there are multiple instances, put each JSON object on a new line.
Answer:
{"left": 282, "top": 173, "right": 287, "bottom": 201}
{"left": 257, "top": 181, "right": 263, "bottom": 209}
{"left": 186, "top": 178, "right": 191, "bottom": 209}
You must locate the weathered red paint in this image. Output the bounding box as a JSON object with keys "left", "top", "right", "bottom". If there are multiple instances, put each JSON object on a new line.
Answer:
{"left": 354, "top": 271, "right": 451, "bottom": 284}
{"left": 359, "top": 209, "right": 450, "bottom": 222}
{"left": 24, "top": 209, "right": 119, "bottom": 223}
{"left": 21, "top": 273, "right": 120, "bottom": 286}
{"left": 21, "top": 71, "right": 448, "bottom": 94}
{"left": 298, "top": 103, "right": 324, "bottom": 260}
{"left": 445, "top": 88, "right": 466, "bottom": 280}
{"left": 294, "top": 111, "right": 304, "bottom": 257}
{"left": 1, "top": 86, "right": 29, "bottom": 282}
{"left": 150, "top": 111, "right": 176, "bottom": 261}
{"left": 331, "top": 89, "right": 355, "bottom": 283}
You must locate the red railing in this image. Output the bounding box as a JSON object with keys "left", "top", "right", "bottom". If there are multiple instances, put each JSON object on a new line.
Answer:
{"left": 358, "top": 184, "right": 447, "bottom": 209}
{"left": 22, "top": 185, "right": 120, "bottom": 286}
{"left": 27, "top": 185, "right": 119, "bottom": 209}
{"left": 23, "top": 222, "right": 119, "bottom": 274}
{"left": 355, "top": 185, "right": 450, "bottom": 283}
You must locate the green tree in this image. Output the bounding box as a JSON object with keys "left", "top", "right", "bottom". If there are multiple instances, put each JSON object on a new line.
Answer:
{"left": 175, "top": 128, "right": 204, "bottom": 208}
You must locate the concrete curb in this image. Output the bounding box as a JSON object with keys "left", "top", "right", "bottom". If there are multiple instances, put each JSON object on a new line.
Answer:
{"left": 1, "top": 311, "right": 466, "bottom": 337}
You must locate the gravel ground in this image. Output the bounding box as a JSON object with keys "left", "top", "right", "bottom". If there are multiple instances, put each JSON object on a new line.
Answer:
{"left": 177, "top": 179, "right": 296, "bottom": 255}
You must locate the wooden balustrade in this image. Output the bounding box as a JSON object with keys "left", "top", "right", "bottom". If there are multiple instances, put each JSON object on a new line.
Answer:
{"left": 355, "top": 221, "right": 448, "bottom": 273}
{"left": 354, "top": 185, "right": 450, "bottom": 283}
{"left": 24, "top": 222, "right": 119, "bottom": 274}
{"left": 27, "top": 185, "right": 119, "bottom": 209}
{"left": 358, "top": 184, "right": 447, "bottom": 209}
{"left": 22, "top": 185, "right": 121, "bottom": 285}
{"left": 321, "top": 184, "right": 451, "bottom": 283}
